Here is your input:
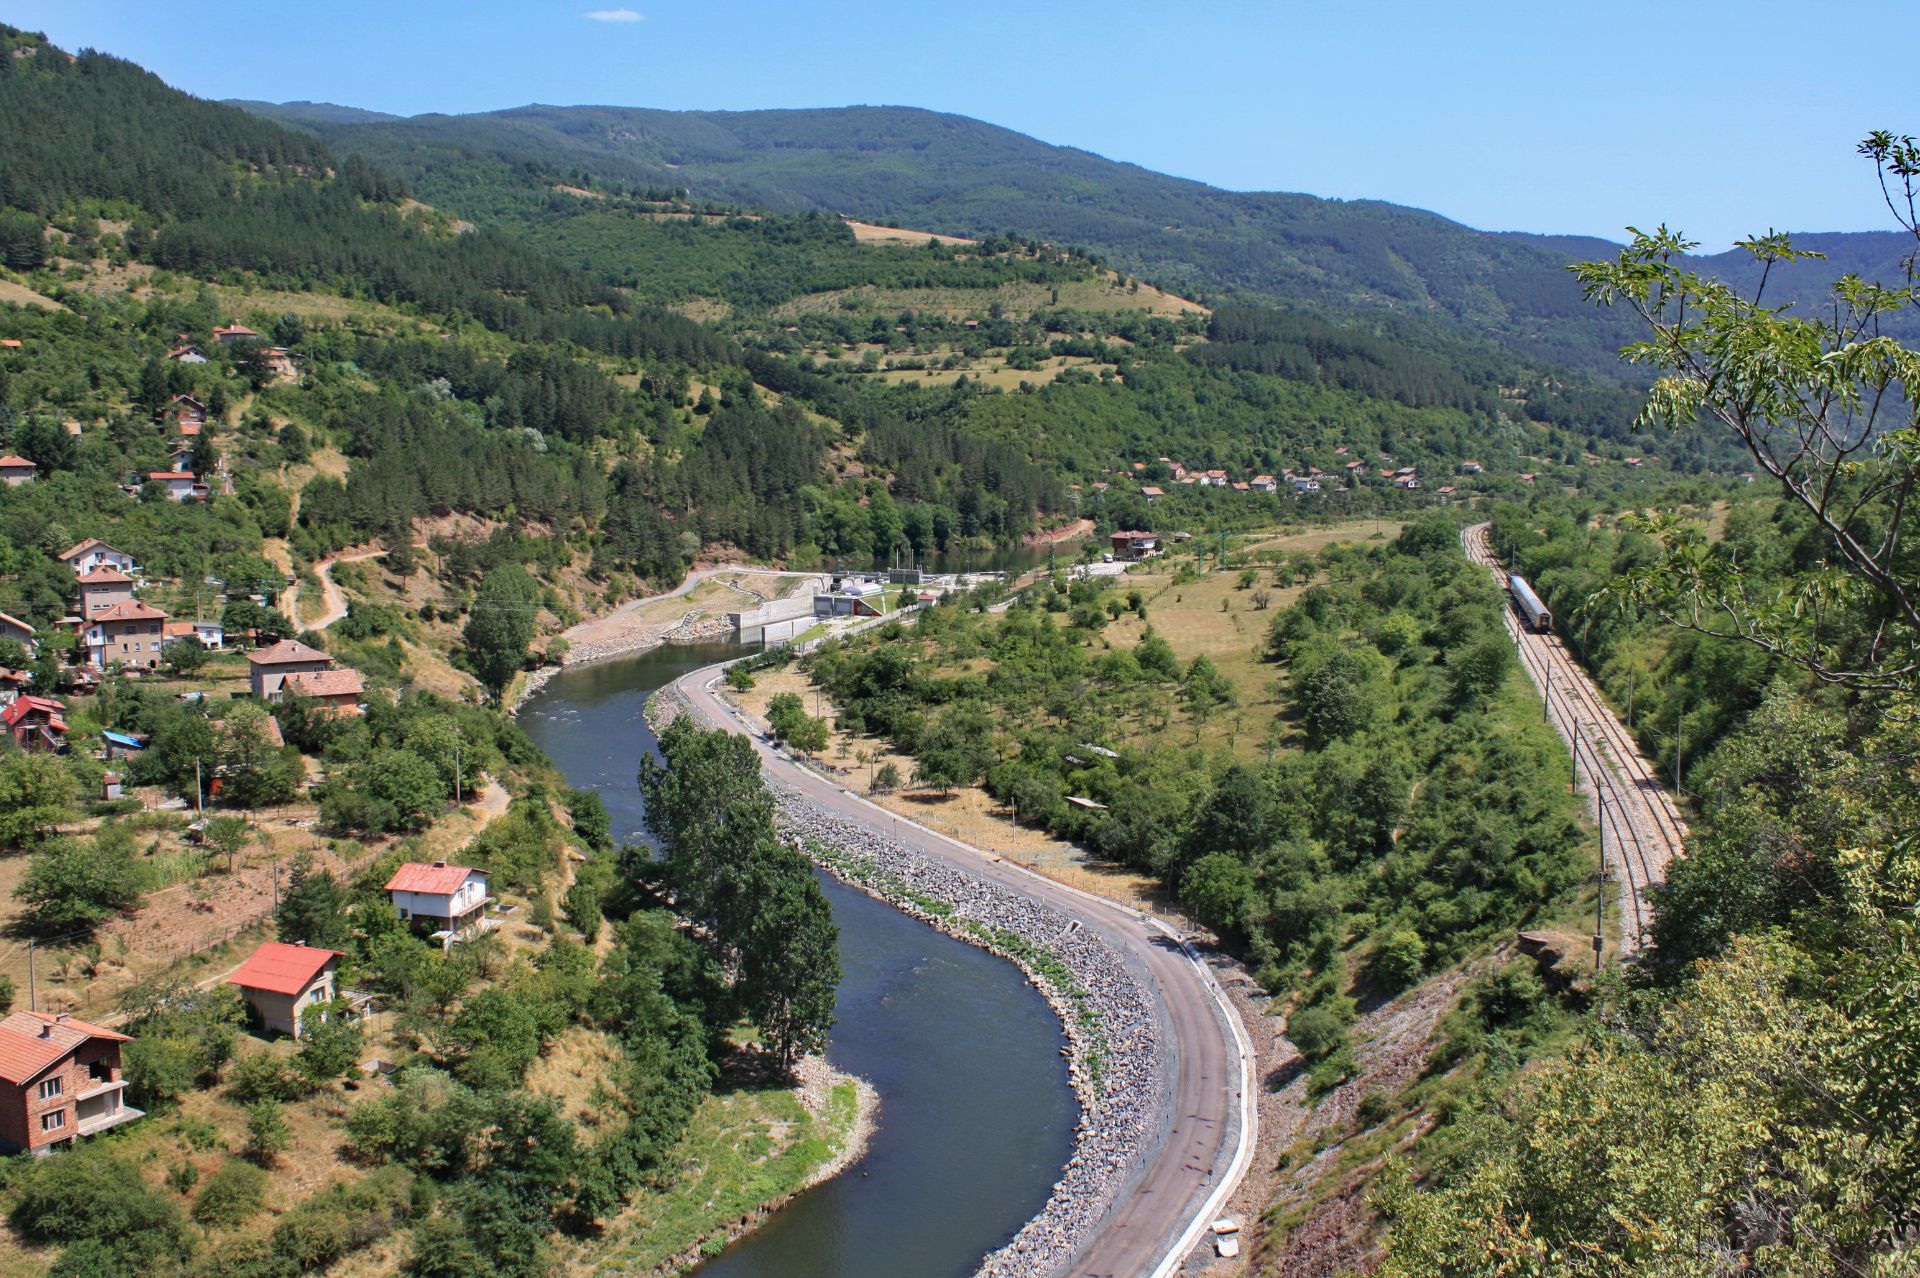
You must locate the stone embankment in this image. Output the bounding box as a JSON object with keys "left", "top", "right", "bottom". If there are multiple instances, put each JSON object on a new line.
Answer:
{"left": 649, "top": 685, "right": 1169, "bottom": 1278}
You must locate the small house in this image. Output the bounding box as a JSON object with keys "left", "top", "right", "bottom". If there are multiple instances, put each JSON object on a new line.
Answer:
{"left": 0, "top": 610, "right": 35, "bottom": 655}
{"left": 386, "top": 862, "right": 492, "bottom": 947}
{"left": 0, "top": 455, "right": 37, "bottom": 487}
{"left": 228, "top": 942, "right": 344, "bottom": 1039}
{"left": 100, "top": 730, "right": 146, "bottom": 761}
{"left": 163, "top": 395, "right": 206, "bottom": 429}
{"left": 1249, "top": 475, "right": 1278, "bottom": 494}
{"left": 101, "top": 773, "right": 123, "bottom": 801}
{"left": 1110, "top": 530, "right": 1159, "bottom": 560}
{"left": 212, "top": 322, "right": 262, "bottom": 346}
{"left": 282, "top": 668, "right": 365, "bottom": 715}
{"left": 163, "top": 619, "right": 223, "bottom": 650}
{"left": 247, "top": 639, "right": 333, "bottom": 701}
{"left": 3, "top": 696, "right": 67, "bottom": 752}
{"left": 84, "top": 599, "right": 168, "bottom": 669}
{"left": 0, "top": 1011, "right": 141, "bottom": 1155}
{"left": 145, "top": 472, "right": 199, "bottom": 502}
{"left": 261, "top": 348, "right": 298, "bottom": 381}
{"left": 58, "top": 540, "right": 137, "bottom": 578}
{"left": 1140, "top": 485, "right": 1165, "bottom": 501}
{"left": 165, "top": 345, "right": 208, "bottom": 364}
{"left": 1461, "top": 461, "right": 1483, "bottom": 474}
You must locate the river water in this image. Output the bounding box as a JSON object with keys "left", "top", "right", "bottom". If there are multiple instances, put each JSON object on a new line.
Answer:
{"left": 518, "top": 642, "right": 1079, "bottom": 1278}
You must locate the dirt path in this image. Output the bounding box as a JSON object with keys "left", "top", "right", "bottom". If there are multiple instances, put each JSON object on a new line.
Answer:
{"left": 561, "top": 567, "right": 824, "bottom": 666}
{"left": 280, "top": 545, "right": 388, "bottom": 630}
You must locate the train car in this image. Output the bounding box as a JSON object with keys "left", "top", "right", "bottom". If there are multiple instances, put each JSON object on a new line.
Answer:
{"left": 1509, "top": 574, "right": 1552, "bottom": 633}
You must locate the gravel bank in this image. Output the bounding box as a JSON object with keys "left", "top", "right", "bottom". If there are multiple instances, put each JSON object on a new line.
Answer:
{"left": 650, "top": 684, "right": 1175, "bottom": 1278}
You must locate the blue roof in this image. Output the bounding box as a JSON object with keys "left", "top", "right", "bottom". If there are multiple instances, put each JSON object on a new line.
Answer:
{"left": 102, "top": 731, "right": 145, "bottom": 748}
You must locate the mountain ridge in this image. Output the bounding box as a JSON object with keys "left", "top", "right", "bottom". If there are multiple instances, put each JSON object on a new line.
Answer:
{"left": 229, "top": 99, "right": 1914, "bottom": 376}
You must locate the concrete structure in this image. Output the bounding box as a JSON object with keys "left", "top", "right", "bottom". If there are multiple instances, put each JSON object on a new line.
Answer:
{"left": 0, "top": 1011, "right": 141, "bottom": 1156}
{"left": 84, "top": 599, "right": 168, "bottom": 669}
{"left": 228, "top": 942, "right": 344, "bottom": 1039}
{"left": 58, "top": 540, "right": 137, "bottom": 578}
{"left": 0, "top": 455, "right": 37, "bottom": 487}
{"left": 814, "top": 576, "right": 888, "bottom": 619}
{"left": 76, "top": 568, "right": 134, "bottom": 620}
{"left": 386, "top": 862, "right": 491, "bottom": 947}
{"left": 247, "top": 638, "right": 333, "bottom": 700}
{"left": 729, "top": 592, "right": 820, "bottom": 644}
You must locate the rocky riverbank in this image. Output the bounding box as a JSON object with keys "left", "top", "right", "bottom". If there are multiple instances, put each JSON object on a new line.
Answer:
{"left": 649, "top": 683, "right": 1175, "bottom": 1278}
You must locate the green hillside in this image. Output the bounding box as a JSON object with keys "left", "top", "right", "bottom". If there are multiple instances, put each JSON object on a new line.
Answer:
{"left": 233, "top": 101, "right": 1918, "bottom": 376}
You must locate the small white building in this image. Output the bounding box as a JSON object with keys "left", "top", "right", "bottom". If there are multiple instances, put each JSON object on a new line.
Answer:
{"left": 385, "top": 862, "right": 492, "bottom": 948}
{"left": 59, "top": 540, "right": 138, "bottom": 578}
{"left": 0, "top": 455, "right": 37, "bottom": 487}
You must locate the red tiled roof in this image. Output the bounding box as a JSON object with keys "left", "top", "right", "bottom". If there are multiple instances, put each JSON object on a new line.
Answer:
{"left": 283, "top": 669, "right": 364, "bottom": 699}
{"left": 385, "top": 861, "right": 485, "bottom": 896}
{"left": 3, "top": 696, "right": 65, "bottom": 728}
{"left": 227, "top": 941, "right": 342, "bottom": 997}
{"left": 0, "top": 609, "right": 33, "bottom": 635}
{"left": 0, "top": 454, "right": 34, "bottom": 469}
{"left": 77, "top": 567, "right": 133, "bottom": 585}
{"left": 149, "top": 471, "right": 194, "bottom": 482}
{"left": 91, "top": 599, "right": 167, "bottom": 623}
{"left": 247, "top": 639, "right": 331, "bottom": 667}
{"left": 0, "top": 1011, "right": 130, "bottom": 1086}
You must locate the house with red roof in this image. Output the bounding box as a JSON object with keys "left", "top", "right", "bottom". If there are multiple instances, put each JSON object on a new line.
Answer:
{"left": 228, "top": 942, "right": 344, "bottom": 1039}
{"left": 84, "top": 599, "right": 168, "bottom": 669}
{"left": 1139, "top": 485, "right": 1165, "bottom": 501}
{"left": 282, "top": 668, "right": 365, "bottom": 715}
{"left": 247, "top": 638, "right": 334, "bottom": 700}
{"left": 0, "top": 455, "right": 37, "bottom": 487}
{"left": 76, "top": 567, "right": 134, "bottom": 620}
{"left": 146, "top": 471, "right": 202, "bottom": 502}
{"left": 0, "top": 1011, "right": 141, "bottom": 1155}
{"left": 162, "top": 394, "right": 206, "bottom": 429}
{"left": 3, "top": 696, "right": 67, "bottom": 752}
{"left": 166, "top": 344, "right": 208, "bottom": 364}
{"left": 386, "top": 861, "right": 492, "bottom": 946}
{"left": 212, "top": 322, "right": 262, "bottom": 346}
{"left": 1110, "top": 530, "right": 1159, "bottom": 560}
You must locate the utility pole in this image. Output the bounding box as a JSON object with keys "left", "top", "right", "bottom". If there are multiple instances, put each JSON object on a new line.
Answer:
{"left": 1627, "top": 667, "right": 1634, "bottom": 730}
{"left": 454, "top": 744, "right": 463, "bottom": 805}
{"left": 28, "top": 940, "right": 36, "bottom": 1013}
{"left": 1675, "top": 705, "right": 1684, "bottom": 798}
{"left": 195, "top": 758, "right": 204, "bottom": 814}
{"left": 1593, "top": 797, "right": 1608, "bottom": 974}
{"left": 272, "top": 861, "right": 280, "bottom": 910}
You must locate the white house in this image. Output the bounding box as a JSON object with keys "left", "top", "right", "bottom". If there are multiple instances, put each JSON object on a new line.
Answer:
{"left": 0, "top": 611, "right": 35, "bottom": 657}
{"left": 145, "top": 472, "right": 200, "bottom": 502}
{"left": 58, "top": 540, "right": 138, "bottom": 578}
{"left": 385, "top": 862, "right": 492, "bottom": 947}
{"left": 0, "top": 456, "right": 37, "bottom": 487}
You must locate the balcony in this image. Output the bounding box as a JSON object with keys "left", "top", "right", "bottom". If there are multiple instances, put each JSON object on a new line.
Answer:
{"left": 74, "top": 1085, "right": 143, "bottom": 1138}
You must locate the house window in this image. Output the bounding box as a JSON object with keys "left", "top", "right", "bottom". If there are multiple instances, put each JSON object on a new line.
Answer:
{"left": 38, "top": 1077, "right": 62, "bottom": 1100}
{"left": 41, "top": 1110, "right": 65, "bottom": 1132}
{"left": 309, "top": 986, "right": 326, "bottom": 1003}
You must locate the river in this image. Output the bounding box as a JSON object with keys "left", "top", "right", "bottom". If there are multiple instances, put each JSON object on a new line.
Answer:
{"left": 518, "top": 642, "right": 1080, "bottom": 1278}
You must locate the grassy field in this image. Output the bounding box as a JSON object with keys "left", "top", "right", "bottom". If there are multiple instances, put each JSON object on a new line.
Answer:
{"left": 768, "top": 272, "right": 1203, "bottom": 322}
{"left": 564, "top": 1075, "right": 865, "bottom": 1276}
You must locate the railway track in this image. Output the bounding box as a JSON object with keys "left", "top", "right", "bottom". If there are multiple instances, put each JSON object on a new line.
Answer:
{"left": 1462, "top": 523, "right": 1688, "bottom": 956}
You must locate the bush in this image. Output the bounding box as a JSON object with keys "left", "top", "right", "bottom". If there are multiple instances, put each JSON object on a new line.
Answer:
{"left": 561, "top": 882, "right": 601, "bottom": 937}
{"left": 8, "top": 1150, "right": 188, "bottom": 1256}
{"left": 1285, "top": 1005, "right": 1350, "bottom": 1063}
{"left": 244, "top": 1099, "right": 290, "bottom": 1165}
{"left": 192, "top": 1159, "right": 267, "bottom": 1229}
{"left": 296, "top": 1010, "right": 364, "bottom": 1085}
{"left": 1375, "top": 928, "right": 1428, "bottom": 990}
{"left": 226, "top": 1049, "right": 304, "bottom": 1103}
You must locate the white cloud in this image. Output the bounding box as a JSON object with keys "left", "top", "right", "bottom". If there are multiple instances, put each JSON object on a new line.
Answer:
{"left": 584, "top": 7, "right": 643, "bottom": 20}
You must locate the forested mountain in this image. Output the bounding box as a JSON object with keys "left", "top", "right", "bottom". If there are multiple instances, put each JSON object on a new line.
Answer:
{"left": 234, "top": 101, "right": 1917, "bottom": 375}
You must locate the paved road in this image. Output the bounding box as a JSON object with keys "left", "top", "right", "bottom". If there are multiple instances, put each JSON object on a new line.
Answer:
{"left": 673, "top": 666, "right": 1254, "bottom": 1278}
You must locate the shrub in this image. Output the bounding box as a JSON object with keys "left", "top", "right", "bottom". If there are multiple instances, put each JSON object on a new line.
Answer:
{"left": 244, "top": 1099, "right": 290, "bottom": 1165}
{"left": 1375, "top": 928, "right": 1428, "bottom": 990}
{"left": 226, "top": 1050, "right": 304, "bottom": 1103}
{"left": 1285, "top": 1005, "right": 1350, "bottom": 1063}
{"left": 192, "top": 1159, "right": 267, "bottom": 1229}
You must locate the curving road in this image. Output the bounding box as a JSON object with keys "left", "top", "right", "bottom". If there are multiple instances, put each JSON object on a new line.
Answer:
{"left": 672, "top": 664, "right": 1256, "bottom": 1278}
{"left": 1463, "top": 523, "right": 1688, "bottom": 954}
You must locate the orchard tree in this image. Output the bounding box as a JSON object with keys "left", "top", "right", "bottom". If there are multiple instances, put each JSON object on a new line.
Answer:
{"left": 0, "top": 751, "right": 79, "bottom": 848}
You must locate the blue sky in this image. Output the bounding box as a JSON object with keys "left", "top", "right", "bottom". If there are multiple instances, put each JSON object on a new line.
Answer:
{"left": 9, "top": 0, "right": 1911, "bottom": 250}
